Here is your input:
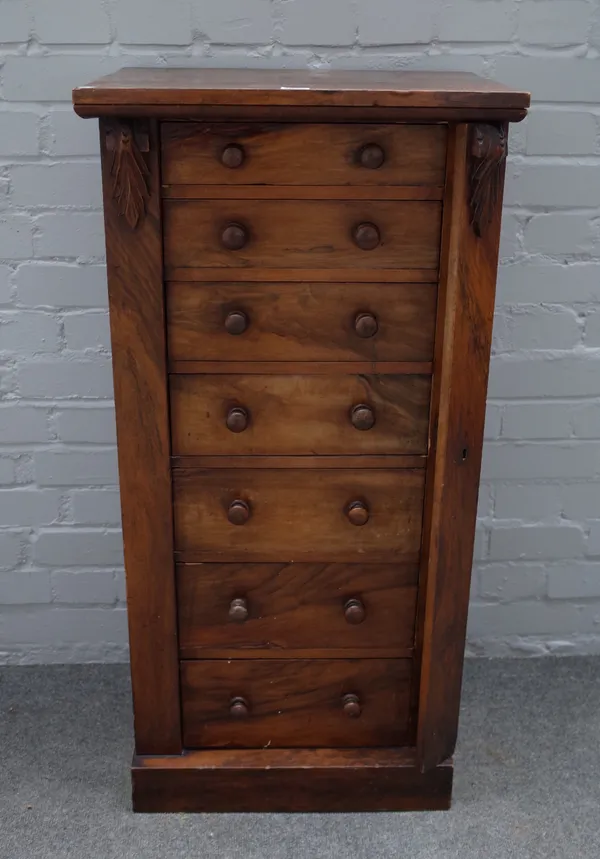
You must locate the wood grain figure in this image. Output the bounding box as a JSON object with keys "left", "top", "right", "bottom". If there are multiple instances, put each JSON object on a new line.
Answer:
{"left": 74, "top": 68, "right": 528, "bottom": 812}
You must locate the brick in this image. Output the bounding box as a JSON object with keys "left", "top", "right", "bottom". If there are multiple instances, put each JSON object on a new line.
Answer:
{"left": 70, "top": 489, "right": 121, "bottom": 525}
{"left": 35, "top": 449, "right": 118, "bottom": 486}
{"left": 498, "top": 213, "right": 521, "bottom": 261}
{"left": 0, "top": 457, "right": 16, "bottom": 485}
{"left": 501, "top": 403, "right": 571, "bottom": 440}
{"left": 0, "top": 0, "right": 31, "bottom": 41}
{"left": 494, "top": 57, "right": 600, "bottom": 104}
{"left": 478, "top": 562, "right": 547, "bottom": 600}
{"left": 519, "top": 0, "right": 590, "bottom": 45}
{"left": 0, "top": 216, "right": 34, "bottom": 260}
{"left": 280, "top": 0, "right": 354, "bottom": 45}
{"left": 11, "top": 164, "right": 103, "bottom": 209}
{"left": 509, "top": 305, "right": 580, "bottom": 350}
{"left": 2, "top": 56, "right": 121, "bottom": 102}
{"left": 571, "top": 404, "right": 600, "bottom": 439}
{"left": 562, "top": 483, "right": 600, "bottom": 520}
{"left": 498, "top": 262, "right": 600, "bottom": 304}
{"left": 0, "top": 311, "right": 60, "bottom": 354}
{"left": 51, "top": 570, "right": 117, "bottom": 604}
{"left": 468, "top": 601, "right": 600, "bottom": 636}
{"left": 585, "top": 308, "right": 600, "bottom": 346}
{"left": 0, "top": 606, "right": 127, "bottom": 645}
{"left": 45, "top": 109, "right": 101, "bottom": 157}
{"left": 64, "top": 312, "right": 111, "bottom": 351}
{"left": 34, "top": 528, "right": 124, "bottom": 566}
{"left": 33, "top": 213, "right": 106, "bottom": 259}
{"left": 0, "top": 265, "right": 12, "bottom": 304}
{"left": 18, "top": 358, "right": 113, "bottom": 398}
{"left": 482, "top": 442, "right": 600, "bottom": 480}
{"left": 116, "top": 569, "right": 126, "bottom": 602}
{"left": 399, "top": 55, "right": 486, "bottom": 75}
{"left": 489, "top": 524, "right": 584, "bottom": 560}
{"left": 0, "top": 490, "right": 60, "bottom": 526}
{"left": 0, "top": 405, "right": 49, "bottom": 443}
{"left": 0, "top": 365, "right": 16, "bottom": 397}
{"left": 199, "top": 0, "right": 272, "bottom": 43}
{"left": 548, "top": 563, "right": 600, "bottom": 599}
{"left": 0, "top": 571, "right": 51, "bottom": 605}
{"left": 0, "top": 532, "right": 21, "bottom": 570}
{"left": 56, "top": 406, "right": 116, "bottom": 444}
{"left": 474, "top": 527, "right": 487, "bottom": 562}
{"left": 439, "top": 0, "right": 515, "bottom": 41}
{"left": 484, "top": 403, "right": 502, "bottom": 440}
{"left": 114, "top": 0, "right": 192, "bottom": 44}
{"left": 505, "top": 164, "right": 600, "bottom": 210}
{"left": 526, "top": 110, "right": 598, "bottom": 156}
{"left": 524, "top": 214, "right": 597, "bottom": 256}
{"left": 31, "top": 0, "right": 110, "bottom": 43}
{"left": 357, "top": 0, "right": 435, "bottom": 44}
{"left": 492, "top": 310, "right": 512, "bottom": 354}
{"left": 489, "top": 354, "right": 600, "bottom": 399}
{"left": 495, "top": 483, "right": 562, "bottom": 520}
{"left": 15, "top": 264, "right": 108, "bottom": 308}
{"left": 508, "top": 119, "right": 526, "bottom": 156}
{"left": 477, "top": 483, "right": 492, "bottom": 519}
{"left": 587, "top": 521, "right": 600, "bottom": 555}
{"left": 0, "top": 113, "right": 39, "bottom": 156}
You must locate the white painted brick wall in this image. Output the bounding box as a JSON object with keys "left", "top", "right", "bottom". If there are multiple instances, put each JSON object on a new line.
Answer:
{"left": 1, "top": 0, "right": 600, "bottom": 663}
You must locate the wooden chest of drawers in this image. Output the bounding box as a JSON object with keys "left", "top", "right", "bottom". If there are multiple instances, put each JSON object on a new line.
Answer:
{"left": 73, "top": 68, "right": 528, "bottom": 813}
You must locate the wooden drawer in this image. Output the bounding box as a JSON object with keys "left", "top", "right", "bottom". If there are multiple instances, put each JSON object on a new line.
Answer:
{"left": 167, "top": 282, "right": 437, "bottom": 363}
{"left": 161, "top": 122, "right": 447, "bottom": 187}
{"left": 181, "top": 658, "right": 412, "bottom": 748}
{"left": 177, "top": 562, "right": 418, "bottom": 657}
{"left": 163, "top": 200, "right": 441, "bottom": 271}
{"left": 170, "top": 374, "right": 431, "bottom": 456}
{"left": 173, "top": 467, "right": 425, "bottom": 562}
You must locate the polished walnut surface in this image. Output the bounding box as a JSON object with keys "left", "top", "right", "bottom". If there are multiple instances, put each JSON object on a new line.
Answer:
{"left": 73, "top": 67, "right": 529, "bottom": 111}
{"left": 75, "top": 68, "right": 528, "bottom": 812}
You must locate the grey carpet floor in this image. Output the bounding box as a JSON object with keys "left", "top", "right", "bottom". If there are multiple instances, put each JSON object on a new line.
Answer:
{"left": 0, "top": 658, "right": 598, "bottom": 859}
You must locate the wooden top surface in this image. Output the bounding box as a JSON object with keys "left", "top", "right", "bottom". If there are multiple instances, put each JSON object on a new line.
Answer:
{"left": 73, "top": 68, "right": 530, "bottom": 114}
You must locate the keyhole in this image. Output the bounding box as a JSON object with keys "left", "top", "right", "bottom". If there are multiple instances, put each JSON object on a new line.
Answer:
{"left": 462, "top": 448, "right": 468, "bottom": 461}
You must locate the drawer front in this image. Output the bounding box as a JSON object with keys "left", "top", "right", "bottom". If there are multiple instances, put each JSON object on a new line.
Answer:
{"left": 177, "top": 562, "right": 418, "bottom": 656}
{"left": 173, "top": 468, "right": 425, "bottom": 562}
{"left": 181, "top": 658, "right": 412, "bottom": 748}
{"left": 161, "top": 122, "right": 447, "bottom": 187}
{"left": 170, "top": 374, "right": 431, "bottom": 456}
{"left": 163, "top": 200, "right": 441, "bottom": 270}
{"left": 167, "top": 282, "right": 437, "bottom": 363}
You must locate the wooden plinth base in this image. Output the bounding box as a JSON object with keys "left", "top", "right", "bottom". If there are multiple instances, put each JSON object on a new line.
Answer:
{"left": 132, "top": 747, "right": 453, "bottom": 812}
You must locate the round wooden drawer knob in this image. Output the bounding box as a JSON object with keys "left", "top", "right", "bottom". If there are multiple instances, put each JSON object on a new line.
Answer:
{"left": 227, "top": 499, "right": 251, "bottom": 525}
{"left": 342, "top": 693, "right": 362, "bottom": 718}
{"left": 221, "top": 223, "right": 248, "bottom": 251}
{"left": 230, "top": 696, "right": 250, "bottom": 717}
{"left": 346, "top": 500, "right": 369, "bottom": 526}
{"left": 344, "top": 598, "right": 366, "bottom": 625}
{"left": 229, "top": 597, "right": 249, "bottom": 622}
{"left": 352, "top": 222, "right": 380, "bottom": 251}
{"left": 354, "top": 312, "right": 378, "bottom": 339}
{"left": 226, "top": 406, "right": 249, "bottom": 433}
{"left": 351, "top": 404, "right": 375, "bottom": 431}
{"left": 224, "top": 310, "right": 248, "bottom": 335}
{"left": 221, "top": 143, "right": 245, "bottom": 169}
{"left": 359, "top": 143, "right": 385, "bottom": 169}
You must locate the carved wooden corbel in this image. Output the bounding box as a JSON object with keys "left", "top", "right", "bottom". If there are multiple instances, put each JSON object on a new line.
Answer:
{"left": 104, "top": 120, "right": 150, "bottom": 229}
{"left": 468, "top": 123, "right": 507, "bottom": 238}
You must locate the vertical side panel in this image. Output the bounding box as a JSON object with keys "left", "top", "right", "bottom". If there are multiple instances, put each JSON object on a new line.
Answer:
{"left": 100, "top": 118, "right": 181, "bottom": 754}
{"left": 417, "top": 123, "right": 507, "bottom": 771}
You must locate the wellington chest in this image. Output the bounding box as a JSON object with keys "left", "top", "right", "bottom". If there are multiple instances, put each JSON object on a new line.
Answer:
{"left": 73, "top": 69, "right": 529, "bottom": 813}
